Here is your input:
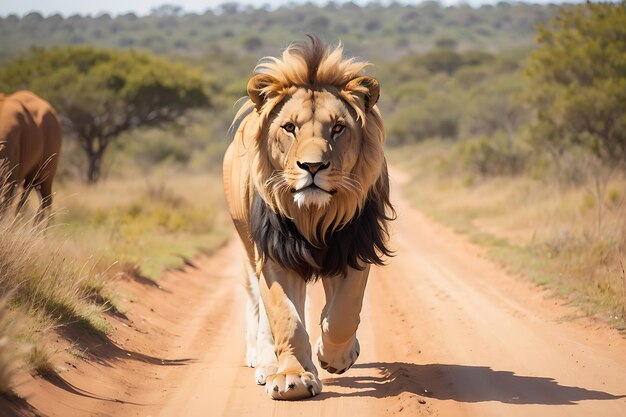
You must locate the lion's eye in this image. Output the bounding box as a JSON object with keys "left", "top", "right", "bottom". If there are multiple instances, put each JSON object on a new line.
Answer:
{"left": 332, "top": 124, "right": 345, "bottom": 136}
{"left": 282, "top": 123, "right": 296, "bottom": 134}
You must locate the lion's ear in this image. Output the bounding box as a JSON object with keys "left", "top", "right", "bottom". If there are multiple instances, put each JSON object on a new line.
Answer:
{"left": 345, "top": 76, "right": 380, "bottom": 112}
{"left": 247, "top": 74, "right": 279, "bottom": 111}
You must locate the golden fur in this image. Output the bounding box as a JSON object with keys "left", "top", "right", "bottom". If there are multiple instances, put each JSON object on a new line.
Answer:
{"left": 222, "top": 36, "right": 393, "bottom": 400}
{"left": 231, "top": 36, "right": 388, "bottom": 246}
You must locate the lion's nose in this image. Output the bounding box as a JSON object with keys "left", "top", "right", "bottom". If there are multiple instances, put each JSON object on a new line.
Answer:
{"left": 297, "top": 161, "right": 330, "bottom": 176}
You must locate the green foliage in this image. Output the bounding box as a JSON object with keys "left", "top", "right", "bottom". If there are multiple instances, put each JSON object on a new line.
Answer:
{"left": 421, "top": 48, "right": 464, "bottom": 75}
{"left": 456, "top": 134, "right": 529, "bottom": 176}
{"left": 0, "top": 46, "right": 210, "bottom": 182}
{"left": 388, "top": 92, "right": 460, "bottom": 144}
{"left": 243, "top": 36, "right": 263, "bottom": 52}
{"left": 462, "top": 75, "right": 527, "bottom": 139}
{"left": 525, "top": 2, "right": 626, "bottom": 165}
{"left": 0, "top": 3, "right": 559, "bottom": 66}
{"left": 380, "top": 47, "right": 530, "bottom": 150}
{"left": 57, "top": 176, "right": 227, "bottom": 278}
{"left": 0, "top": 3, "right": 570, "bottom": 181}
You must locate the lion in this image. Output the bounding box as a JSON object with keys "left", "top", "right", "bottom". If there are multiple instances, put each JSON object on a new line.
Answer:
{"left": 223, "top": 36, "right": 394, "bottom": 400}
{"left": 0, "top": 90, "right": 62, "bottom": 223}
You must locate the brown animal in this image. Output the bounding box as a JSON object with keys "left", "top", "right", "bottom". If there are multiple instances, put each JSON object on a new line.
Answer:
{"left": 0, "top": 91, "right": 62, "bottom": 222}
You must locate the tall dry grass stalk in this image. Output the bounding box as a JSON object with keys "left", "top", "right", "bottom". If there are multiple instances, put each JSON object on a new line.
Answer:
{"left": 0, "top": 294, "right": 22, "bottom": 394}
{"left": 0, "top": 191, "right": 114, "bottom": 391}
{"left": 0, "top": 214, "right": 109, "bottom": 333}
{"left": 0, "top": 155, "right": 14, "bottom": 214}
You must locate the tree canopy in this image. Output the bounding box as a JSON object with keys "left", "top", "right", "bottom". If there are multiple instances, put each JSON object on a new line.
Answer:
{"left": 525, "top": 2, "right": 626, "bottom": 165}
{"left": 0, "top": 46, "right": 210, "bottom": 182}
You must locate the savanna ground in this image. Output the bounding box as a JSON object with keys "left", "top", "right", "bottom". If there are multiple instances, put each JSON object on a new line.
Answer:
{"left": 2, "top": 166, "right": 625, "bottom": 417}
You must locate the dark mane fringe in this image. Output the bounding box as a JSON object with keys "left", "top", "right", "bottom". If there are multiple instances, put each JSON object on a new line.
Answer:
{"left": 251, "top": 177, "right": 395, "bottom": 281}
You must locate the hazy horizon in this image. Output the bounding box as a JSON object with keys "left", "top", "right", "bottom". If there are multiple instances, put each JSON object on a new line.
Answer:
{"left": 0, "top": 0, "right": 579, "bottom": 18}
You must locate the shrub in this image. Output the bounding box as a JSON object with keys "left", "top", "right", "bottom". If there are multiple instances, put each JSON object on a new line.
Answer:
{"left": 456, "top": 134, "right": 528, "bottom": 176}
{"left": 525, "top": 2, "right": 626, "bottom": 166}
{"left": 388, "top": 94, "right": 460, "bottom": 144}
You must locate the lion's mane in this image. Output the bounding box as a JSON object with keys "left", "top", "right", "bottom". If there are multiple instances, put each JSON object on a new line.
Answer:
{"left": 235, "top": 36, "right": 395, "bottom": 280}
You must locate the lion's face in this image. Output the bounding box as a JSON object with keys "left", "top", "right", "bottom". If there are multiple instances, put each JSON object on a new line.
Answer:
{"left": 236, "top": 40, "right": 388, "bottom": 244}
{"left": 265, "top": 88, "right": 363, "bottom": 209}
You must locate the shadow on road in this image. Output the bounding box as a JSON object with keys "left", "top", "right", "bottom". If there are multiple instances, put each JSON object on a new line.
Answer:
{"left": 41, "top": 372, "right": 146, "bottom": 405}
{"left": 57, "top": 324, "right": 194, "bottom": 368}
{"left": 319, "top": 361, "right": 626, "bottom": 405}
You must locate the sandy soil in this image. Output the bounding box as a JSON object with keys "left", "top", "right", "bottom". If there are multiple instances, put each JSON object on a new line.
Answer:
{"left": 4, "top": 170, "right": 626, "bottom": 417}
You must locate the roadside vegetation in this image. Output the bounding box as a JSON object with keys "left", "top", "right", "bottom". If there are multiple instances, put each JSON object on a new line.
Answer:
{"left": 389, "top": 2, "right": 626, "bottom": 329}
{"left": 0, "top": 169, "right": 227, "bottom": 394}
{"left": 390, "top": 141, "right": 626, "bottom": 329}
{"left": 0, "top": 2, "right": 559, "bottom": 65}
{"left": 0, "top": 38, "right": 224, "bottom": 397}
{"left": 0, "top": 0, "right": 624, "bottom": 400}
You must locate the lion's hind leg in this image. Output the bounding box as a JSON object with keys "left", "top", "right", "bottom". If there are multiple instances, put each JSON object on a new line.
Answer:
{"left": 244, "top": 264, "right": 278, "bottom": 384}
{"left": 254, "top": 296, "right": 278, "bottom": 385}
{"left": 244, "top": 264, "right": 260, "bottom": 367}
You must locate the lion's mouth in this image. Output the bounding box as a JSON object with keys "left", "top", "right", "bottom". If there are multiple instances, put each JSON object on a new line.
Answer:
{"left": 291, "top": 184, "right": 337, "bottom": 195}
{"left": 291, "top": 184, "right": 337, "bottom": 208}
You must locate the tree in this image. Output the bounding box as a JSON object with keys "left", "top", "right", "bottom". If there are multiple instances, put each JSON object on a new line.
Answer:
{"left": 421, "top": 48, "right": 463, "bottom": 75}
{"left": 151, "top": 4, "right": 183, "bottom": 17}
{"left": 243, "top": 36, "right": 263, "bottom": 52}
{"left": 525, "top": 2, "right": 626, "bottom": 166}
{"left": 525, "top": 2, "right": 626, "bottom": 235}
{"left": 0, "top": 46, "right": 210, "bottom": 183}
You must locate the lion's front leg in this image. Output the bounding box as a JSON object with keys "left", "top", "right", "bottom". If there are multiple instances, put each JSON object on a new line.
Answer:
{"left": 260, "top": 261, "right": 321, "bottom": 400}
{"left": 316, "top": 266, "right": 369, "bottom": 374}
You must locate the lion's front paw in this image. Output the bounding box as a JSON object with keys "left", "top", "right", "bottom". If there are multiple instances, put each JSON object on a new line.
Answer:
{"left": 315, "top": 336, "right": 360, "bottom": 374}
{"left": 264, "top": 370, "right": 322, "bottom": 400}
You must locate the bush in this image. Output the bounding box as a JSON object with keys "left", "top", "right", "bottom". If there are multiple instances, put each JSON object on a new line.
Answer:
{"left": 420, "top": 48, "right": 463, "bottom": 74}
{"left": 135, "top": 135, "right": 192, "bottom": 167}
{"left": 456, "top": 134, "right": 528, "bottom": 176}
{"left": 388, "top": 94, "right": 460, "bottom": 144}
{"left": 525, "top": 2, "right": 626, "bottom": 166}
{"left": 243, "top": 36, "right": 263, "bottom": 52}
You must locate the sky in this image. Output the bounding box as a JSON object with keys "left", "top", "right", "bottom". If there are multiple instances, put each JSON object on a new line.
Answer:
{"left": 0, "top": 0, "right": 571, "bottom": 18}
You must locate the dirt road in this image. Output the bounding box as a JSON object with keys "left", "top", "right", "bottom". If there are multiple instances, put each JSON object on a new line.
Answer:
{"left": 13, "top": 171, "right": 626, "bottom": 417}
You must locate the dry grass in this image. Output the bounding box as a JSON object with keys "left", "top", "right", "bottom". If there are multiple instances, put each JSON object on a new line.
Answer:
{"left": 389, "top": 140, "right": 626, "bottom": 329}
{"left": 0, "top": 295, "right": 22, "bottom": 394}
{"left": 0, "top": 215, "right": 112, "bottom": 393}
{"left": 52, "top": 173, "right": 229, "bottom": 277}
{"left": 0, "top": 215, "right": 111, "bottom": 329}
{"left": 0, "top": 171, "right": 228, "bottom": 394}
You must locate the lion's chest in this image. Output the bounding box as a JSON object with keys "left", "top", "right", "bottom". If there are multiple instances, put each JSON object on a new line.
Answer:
{"left": 250, "top": 193, "right": 388, "bottom": 281}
